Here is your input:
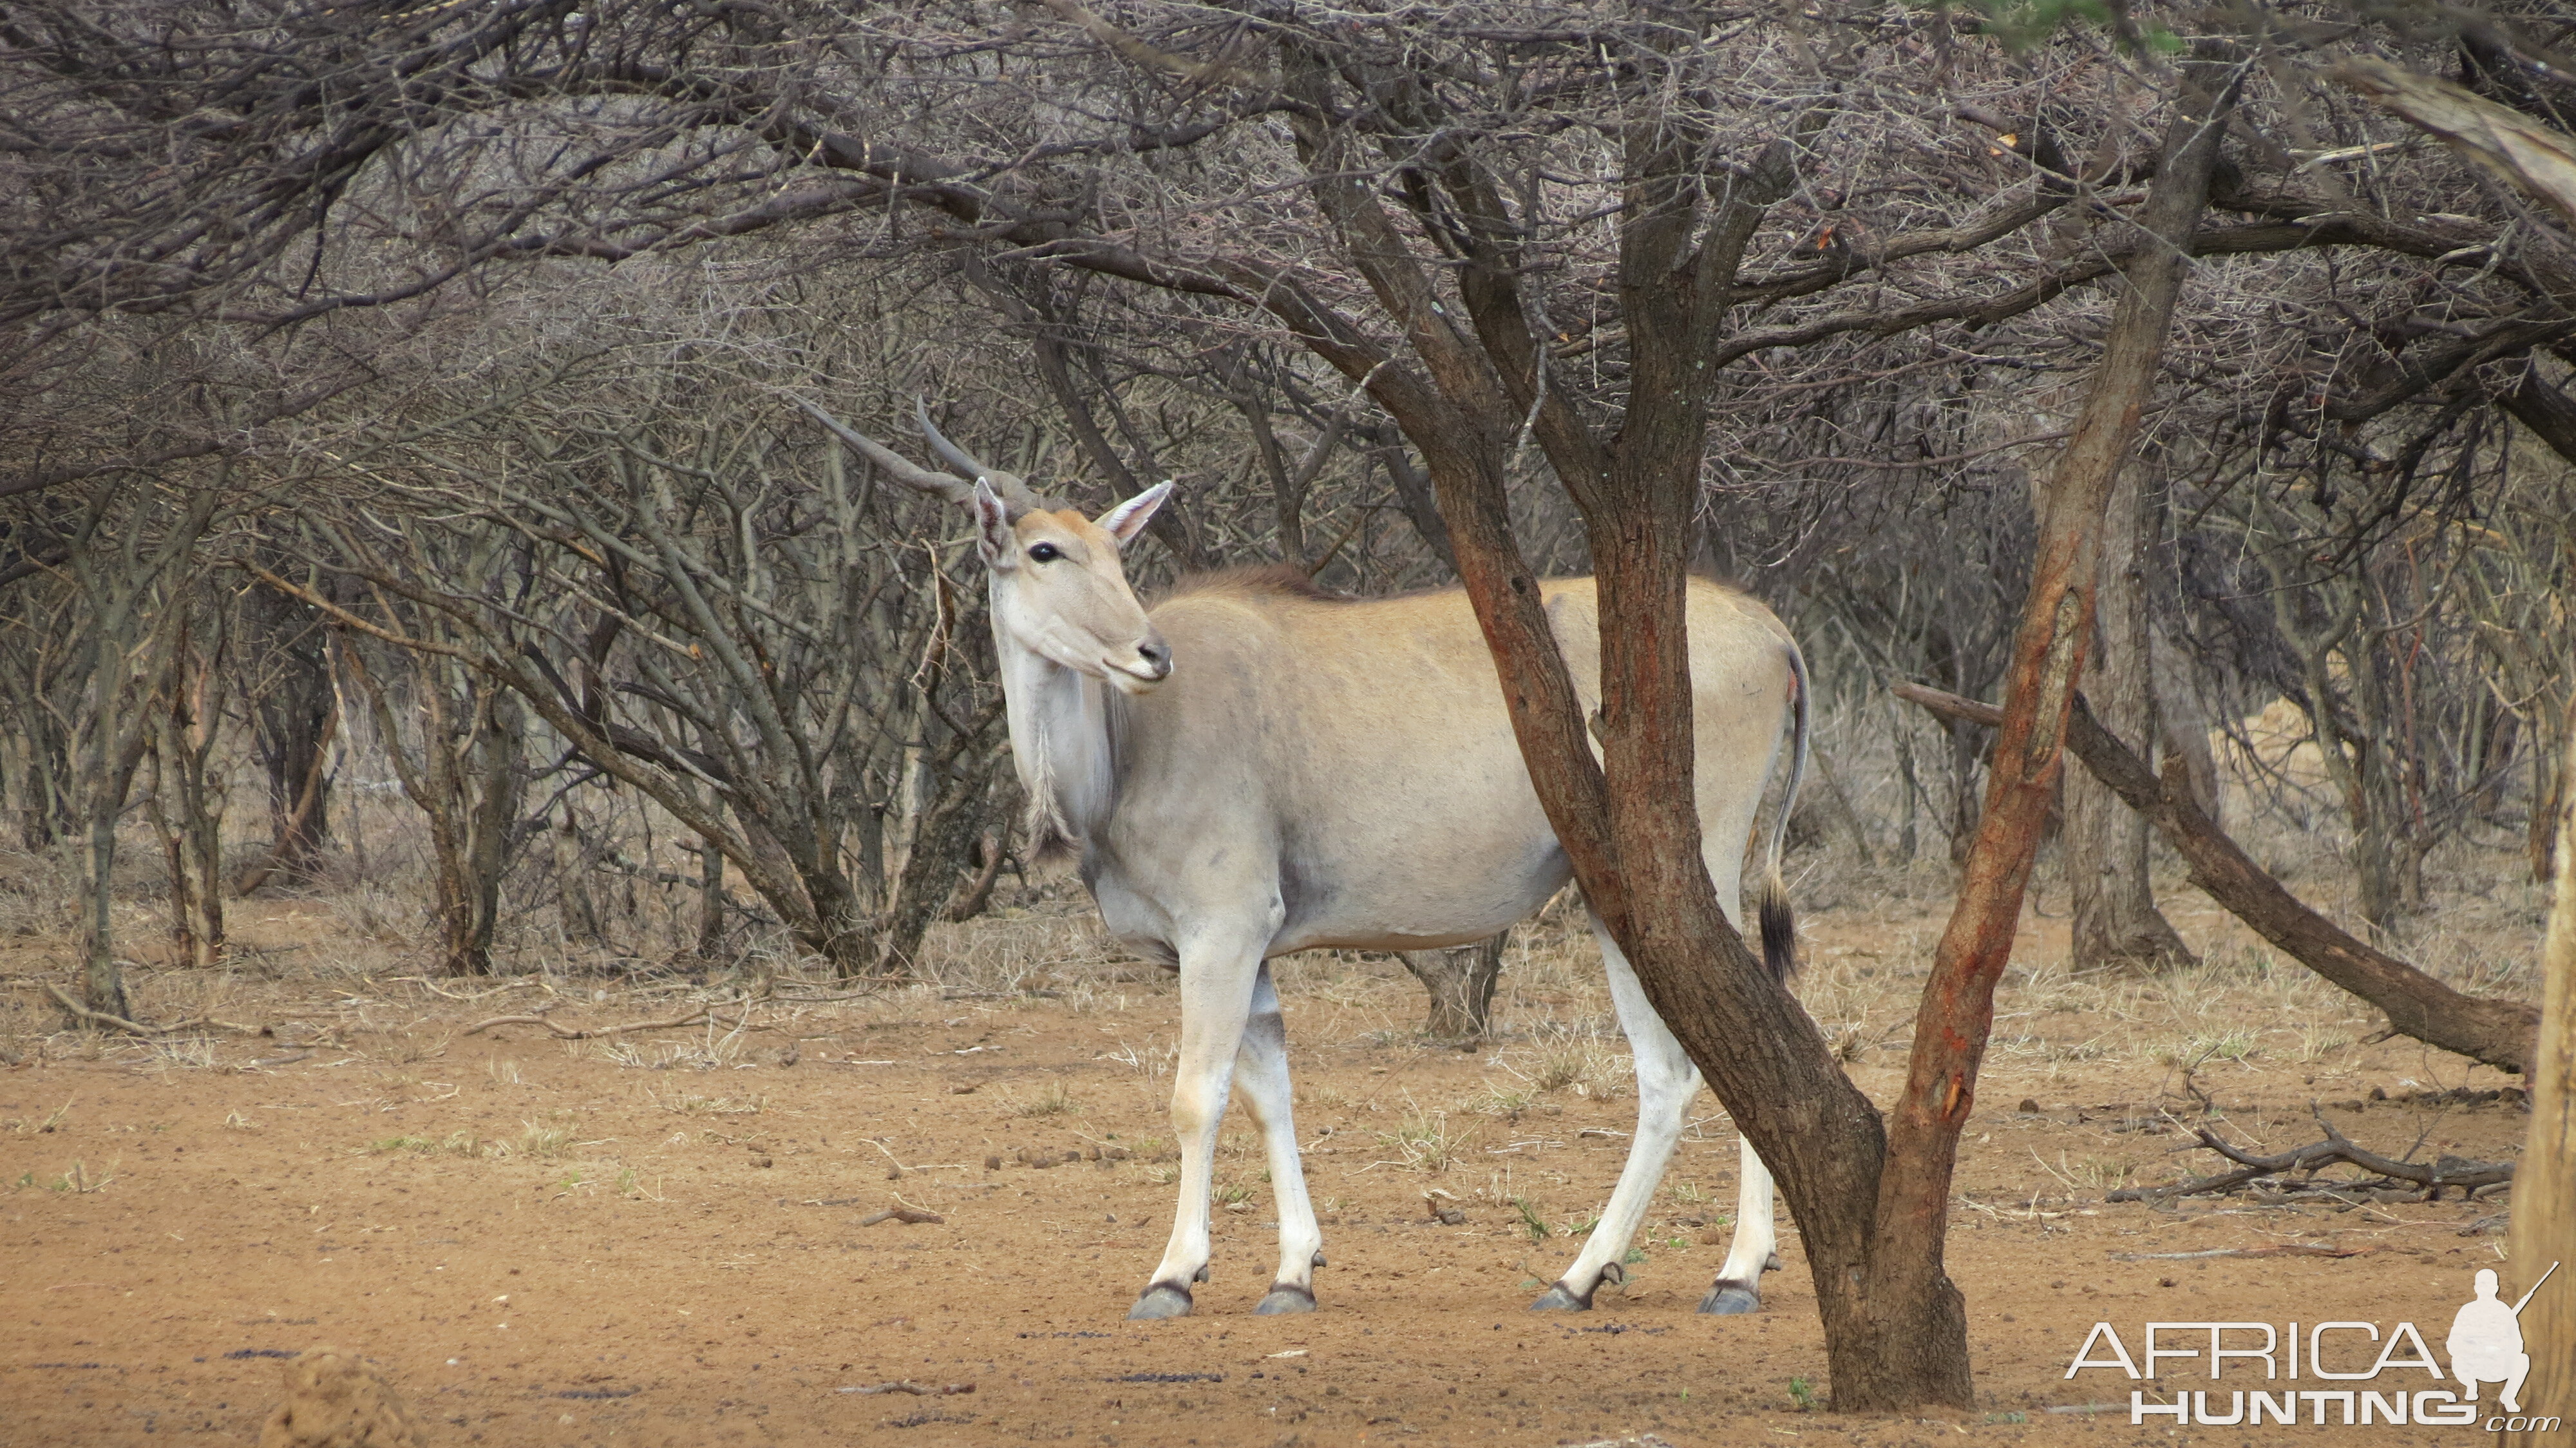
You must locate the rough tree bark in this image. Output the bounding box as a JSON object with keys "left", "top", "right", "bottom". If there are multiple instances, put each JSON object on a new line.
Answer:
{"left": 2506, "top": 695, "right": 2575, "bottom": 1446}
{"left": 2065, "top": 462, "right": 2193, "bottom": 972}
{"left": 1868, "top": 56, "right": 2245, "bottom": 1403}
{"left": 144, "top": 607, "right": 229, "bottom": 971}
{"left": 1399, "top": 932, "right": 1507, "bottom": 1044}
{"left": 1898, "top": 682, "right": 2540, "bottom": 1073}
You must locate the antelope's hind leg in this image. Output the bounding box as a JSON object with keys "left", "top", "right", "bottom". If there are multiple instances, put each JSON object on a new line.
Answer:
{"left": 1697, "top": 1136, "right": 1781, "bottom": 1315}
{"left": 1230, "top": 964, "right": 1323, "bottom": 1315}
{"left": 1530, "top": 912, "right": 1701, "bottom": 1312}
{"left": 1130, "top": 917, "right": 1276, "bottom": 1321}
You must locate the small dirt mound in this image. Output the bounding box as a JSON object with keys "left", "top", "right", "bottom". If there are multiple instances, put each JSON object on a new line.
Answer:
{"left": 257, "top": 1346, "right": 425, "bottom": 1448}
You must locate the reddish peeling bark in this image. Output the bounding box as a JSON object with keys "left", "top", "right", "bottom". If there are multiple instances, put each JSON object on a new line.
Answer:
{"left": 1863, "top": 62, "right": 2246, "bottom": 1378}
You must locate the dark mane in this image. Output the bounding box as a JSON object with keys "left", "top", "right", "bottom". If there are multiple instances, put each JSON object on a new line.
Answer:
{"left": 1157, "top": 564, "right": 1350, "bottom": 603}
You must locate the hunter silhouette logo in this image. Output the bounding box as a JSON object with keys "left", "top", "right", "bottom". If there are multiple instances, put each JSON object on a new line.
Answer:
{"left": 2064, "top": 1262, "right": 2562, "bottom": 1429}
{"left": 2451, "top": 1263, "right": 2555, "bottom": 1415}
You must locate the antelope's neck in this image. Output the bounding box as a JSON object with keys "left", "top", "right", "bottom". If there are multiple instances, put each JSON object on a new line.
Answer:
{"left": 994, "top": 617, "right": 1117, "bottom": 855}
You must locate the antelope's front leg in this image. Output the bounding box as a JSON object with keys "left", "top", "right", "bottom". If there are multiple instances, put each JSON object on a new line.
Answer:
{"left": 1130, "top": 922, "right": 1271, "bottom": 1320}
{"left": 1227, "top": 964, "right": 1323, "bottom": 1314}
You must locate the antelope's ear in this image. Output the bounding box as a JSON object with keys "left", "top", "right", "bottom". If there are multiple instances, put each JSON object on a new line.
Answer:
{"left": 973, "top": 481, "right": 1019, "bottom": 569}
{"left": 1095, "top": 481, "right": 1174, "bottom": 548}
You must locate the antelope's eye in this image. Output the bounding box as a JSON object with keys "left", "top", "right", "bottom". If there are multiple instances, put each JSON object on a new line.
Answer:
{"left": 1028, "top": 542, "right": 1061, "bottom": 563}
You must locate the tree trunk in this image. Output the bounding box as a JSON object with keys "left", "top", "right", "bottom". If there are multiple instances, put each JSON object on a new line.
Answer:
{"left": 2505, "top": 695, "right": 2576, "bottom": 1446}
{"left": 247, "top": 582, "right": 336, "bottom": 883}
{"left": 1256, "top": 36, "right": 2251, "bottom": 1407}
{"left": 343, "top": 640, "right": 525, "bottom": 976}
{"left": 2066, "top": 462, "right": 2193, "bottom": 973}
{"left": 146, "top": 625, "right": 228, "bottom": 971}
{"left": 867, "top": 738, "right": 1001, "bottom": 978}
{"left": 74, "top": 788, "right": 128, "bottom": 1020}
{"left": 2536, "top": 742, "right": 2566, "bottom": 886}
{"left": 1399, "top": 931, "right": 1506, "bottom": 1043}
{"left": 555, "top": 810, "right": 603, "bottom": 948}
{"left": 0, "top": 679, "right": 74, "bottom": 852}
{"left": 453, "top": 688, "right": 524, "bottom": 975}
{"left": 944, "top": 828, "right": 1009, "bottom": 925}
{"left": 1860, "top": 57, "right": 2243, "bottom": 1408}
{"left": 234, "top": 693, "right": 336, "bottom": 897}
{"left": 696, "top": 837, "right": 726, "bottom": 959}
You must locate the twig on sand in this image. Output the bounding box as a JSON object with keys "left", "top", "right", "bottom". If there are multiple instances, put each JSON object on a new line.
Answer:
{"left": 464, "top": 1001, "right": 741, "bottom": 1039}
{"left": 2109, "top": 1103, "right": 2515, "bottom": 1204}
{"left": 43, "top": 982, "right": 260, "bottom": 1037}
{"left": 393, "top": 976, "right": 547, "bottom": 1004}
{"left": 2111, "top": 1243, "right": 2382, "bottom": 1261}
{"left": 841, "top": 1380, "right": 974, "bottom": 1396}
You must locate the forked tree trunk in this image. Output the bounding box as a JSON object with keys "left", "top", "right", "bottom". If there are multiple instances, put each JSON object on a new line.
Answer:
{"left": 1262, "top": 33, "right": 2239, "bottom": 1405}
{"left": 73, "top": 786, "right": 129, "bottom": 1020}
{"left": 1399, "top": 931, "right": 1506, "bottom": 1043}
{"left": 2065, "top": 462, "right": 2192, "bottom": 973}
{"left": 233, "top": 694, "right": 336, "bottom": 897}
{"left": 65, "top": 484, "right": 220, "bottom": 1022}
{"left": 2505, "top": 694, "right": 2576, "bottom": 1446}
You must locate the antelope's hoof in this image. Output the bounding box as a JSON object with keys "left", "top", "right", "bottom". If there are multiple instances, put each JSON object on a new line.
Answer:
{"left": 1128, "top": 1283, "right": 1194, "bottom": 1320}
{"left": 1527, "top": 1282, "right": 1592, "bottom": 1312}
{"left": 1698, "top": 1282, "right": 1760, "bottom": 1315}
{"left": 1255, "top": 1283, "right": 1317, "bottom": 1316}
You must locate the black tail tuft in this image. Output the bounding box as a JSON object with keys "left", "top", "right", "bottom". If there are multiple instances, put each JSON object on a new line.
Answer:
{"left": 1758, "top": 884, "right": 1797, "bottom": 984}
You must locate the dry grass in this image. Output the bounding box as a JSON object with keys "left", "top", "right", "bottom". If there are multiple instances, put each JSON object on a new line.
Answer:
{"left": 1005, "top": 1080, "right": 1079, "bottom": 1118}
{"left": 1368, "top": 1106, "right": 1477, "bottom": 1173}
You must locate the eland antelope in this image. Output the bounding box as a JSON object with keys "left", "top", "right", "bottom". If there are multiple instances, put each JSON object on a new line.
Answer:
{"left": 813, "top": 403, "right": 1808, "bottom": 1322}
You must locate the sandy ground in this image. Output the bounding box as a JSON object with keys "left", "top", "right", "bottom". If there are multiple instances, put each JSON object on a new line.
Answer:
{"left": 0, "top": 882, "right": 2544, "bottom": 1447}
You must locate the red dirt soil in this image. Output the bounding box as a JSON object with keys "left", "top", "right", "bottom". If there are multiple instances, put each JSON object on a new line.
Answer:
{"left": 0, "top": 895, "right": 2539, "bottom": 1447}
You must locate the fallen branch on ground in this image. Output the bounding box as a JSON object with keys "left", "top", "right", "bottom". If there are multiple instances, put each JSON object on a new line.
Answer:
{"left": 44, "top": 982, "right": 261, "bottom": 1037}
{"left": 937, "top": 988, "right": 1063, "bottom": 1001}
{"left": 463, "top": 1002, "right": 741, "bottom": 1039}
{"left": 2108, "top": 1105, "right": 2516, "bottom": 1204}
{"left": 393, "top": 976, "right": 549, "bottom": 1003}
{"left": 2111, "top": 1243, "right": 2383, "bottom": 1260}
{"left": 844, "top": 1381, "right": 973, "bottom": 1396}
{"left": 768, "top": 987, "right": 886, "bottom": 1004}
{"left": 1893, "top": 681, "right": 2539, "bottom": 1072}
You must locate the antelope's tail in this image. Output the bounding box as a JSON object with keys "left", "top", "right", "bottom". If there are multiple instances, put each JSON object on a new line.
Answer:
{"left": 1756, "top": 642, "right": 1810, "bottom": 984}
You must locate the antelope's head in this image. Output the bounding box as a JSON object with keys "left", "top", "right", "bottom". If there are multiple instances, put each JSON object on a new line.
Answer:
{"left": 802, "top": 398, "right": 1175, "bottom": 695}
{"left": 972, "top": 481, "right": 1173, "bottom": 694}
